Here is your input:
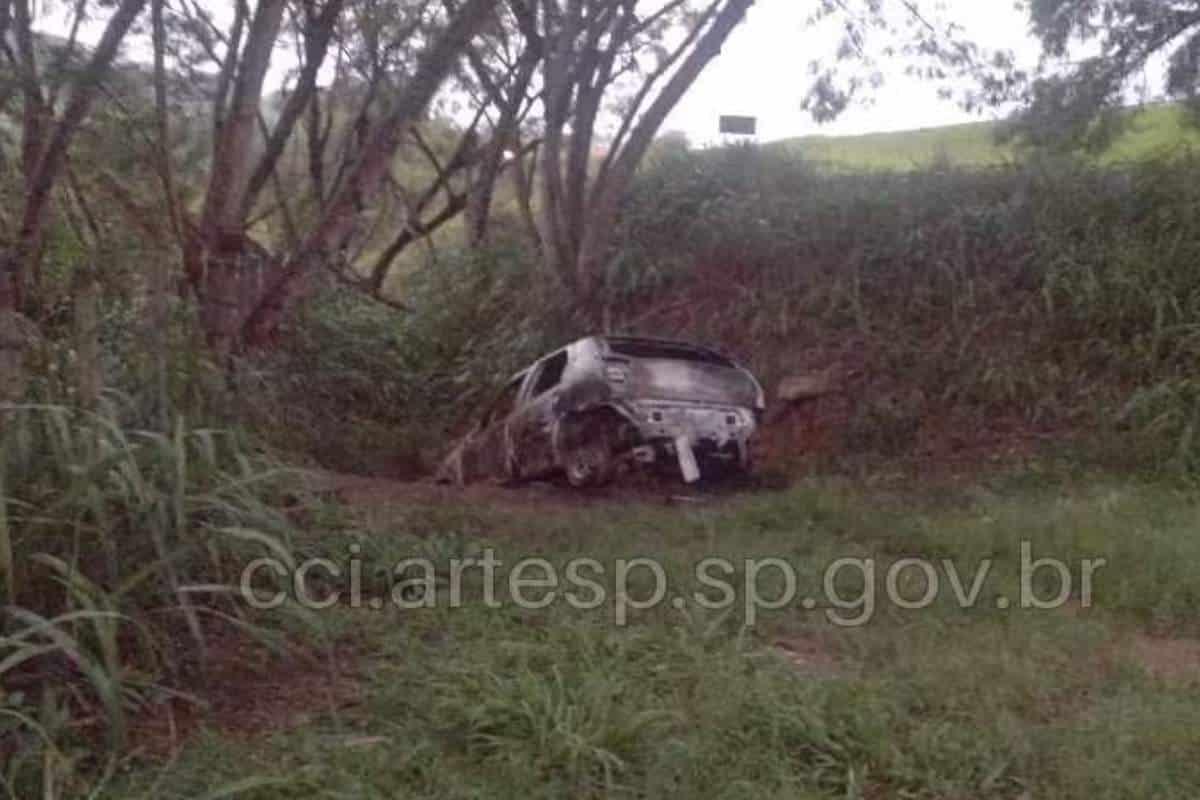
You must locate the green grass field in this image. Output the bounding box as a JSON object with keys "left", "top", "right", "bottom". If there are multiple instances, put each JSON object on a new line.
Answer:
{"left": 104, "top": 471, "right": 1200, "bottom": 799}
{"left": 774, "top": 103, "right": 1200, "bottom": 170}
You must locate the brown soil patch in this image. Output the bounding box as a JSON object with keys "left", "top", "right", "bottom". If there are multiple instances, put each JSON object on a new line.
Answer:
{"left": 316, "top": 471, "right": 774, "bottom": 520}
{"left": 1131, "top": 634, "right": 1200, "bottom": 687}
{"left": 629, "top": 285, "right": 1061, "bottom": 484}
{"left": 773, "top": 633, "right": 844, "bottom": 678}
{"left": 129, "top": 629, "right": 362, "bottom": 759}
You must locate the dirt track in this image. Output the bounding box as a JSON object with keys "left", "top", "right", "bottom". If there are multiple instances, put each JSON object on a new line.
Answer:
{"left": 316, "top": 471, "right": 779, "bottom": 516}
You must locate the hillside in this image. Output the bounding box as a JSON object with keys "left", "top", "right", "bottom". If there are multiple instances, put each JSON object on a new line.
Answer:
{"left": 774, "top": 102, "right": 1200, "bottom": 169}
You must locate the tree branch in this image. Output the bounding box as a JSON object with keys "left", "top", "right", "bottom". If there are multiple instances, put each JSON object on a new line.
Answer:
{"left": 368, "top": 190, "right": 468, "bottom": 292}
{"left": 244, "top": 0, "right": 499, "bottom": 343}
{"left": 594, "top": 0, "right": 721, "bottom": 200}
{"left": 242, "top": 0, "right": 347, "bottom": 218}
{"left": 199, "top": 0, "right": 287, "bottom": 236}
{"left": 1, "top": 0, "right": 149, "bottom": 309}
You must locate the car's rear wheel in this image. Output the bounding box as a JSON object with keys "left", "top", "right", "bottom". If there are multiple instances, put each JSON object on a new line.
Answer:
{"left": 564, "top": 439, "right": 615, "bottom": 488}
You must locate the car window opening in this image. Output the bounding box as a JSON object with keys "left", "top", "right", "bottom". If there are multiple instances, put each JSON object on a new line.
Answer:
{"left": 531, "top": 350, "right": 568, "bottom": 397}
{"left": 607, "top": 339, "right": 733, "bottom": 367}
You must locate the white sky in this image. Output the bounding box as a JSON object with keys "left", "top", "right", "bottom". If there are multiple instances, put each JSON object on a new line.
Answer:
{"left": 665, "top": 0, "right": 1043, "bottom": 143}
{"left": 34, "top": 0, "right": 1048, "bottom": 142}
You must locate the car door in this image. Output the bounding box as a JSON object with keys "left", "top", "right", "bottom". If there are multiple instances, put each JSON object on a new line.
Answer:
{"left": 461, "top": 372, "right": 527, "bottom": 482}
{"left": 509, "top": 349, "right": 569, "bottom": 478}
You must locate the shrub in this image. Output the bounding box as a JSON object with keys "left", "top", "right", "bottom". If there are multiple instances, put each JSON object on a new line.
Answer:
{"left": 0, "top": 400, "right": 313, "bottom": 795}
{"left": 250, "top": 246, "right": 578, "bottom": 474}
{"left": 610, "top": 145, "right": 1200, "bottom": 473}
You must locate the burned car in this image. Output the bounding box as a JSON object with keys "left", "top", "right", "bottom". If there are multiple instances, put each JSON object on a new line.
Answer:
{"left": 437, "top": 336, "right": 765, "bottom": 487}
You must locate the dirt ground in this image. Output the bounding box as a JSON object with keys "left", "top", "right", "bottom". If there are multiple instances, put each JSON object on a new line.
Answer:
{"left": 315, "top": 466, "right": 788, "bottom": 516}
{"left": 129, "top": 630, "right": 364, "bottom": 759}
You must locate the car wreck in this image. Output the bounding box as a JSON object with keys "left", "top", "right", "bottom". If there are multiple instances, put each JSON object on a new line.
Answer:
{"left": 437, "top": 336, "right": 766, "bottom": 487}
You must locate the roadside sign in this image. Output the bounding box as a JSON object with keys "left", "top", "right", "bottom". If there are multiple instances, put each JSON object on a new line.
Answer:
{"left": 719, "top": 115, "right": 757, "bottom": 136}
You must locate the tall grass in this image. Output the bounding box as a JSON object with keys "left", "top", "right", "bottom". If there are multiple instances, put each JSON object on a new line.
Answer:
{"left": 611, "top": 145, "right": 1200, "bottom": 472}
{"left": 196, "top": 143, "right": 1200, "bottom": 477}
{"left": 242, "top": 145, "right": 1200, "bottom": 476}
{"left": 249, "top": 247, "right": 577, "bottom": 474}
{"left": 0, "top": 399, "right": 313, "bottom": 797}
{"left": 773, "top": 102, "right": 1200, "bottom": 170}
{"left": 104, "top": 478, "right": 1200, "bottom": 799}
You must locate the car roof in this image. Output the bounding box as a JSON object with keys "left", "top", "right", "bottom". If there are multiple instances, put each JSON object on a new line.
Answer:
{"left": 500, "top": 335, "right": 738, "bottom": 386}
{"left": 593, "top": 335, "right": 735, "bottom": 363}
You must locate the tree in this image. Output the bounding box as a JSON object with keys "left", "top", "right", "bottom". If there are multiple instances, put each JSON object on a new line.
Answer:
{"left": 179, "top": 0, "right": 344, "bottom": 354}
{"left": 241, "top": 0, "right": 501, "bottom": 347}
{"left": 519, "top": 0, "right": 1029, "bottom": 314}
{"left": 2, "top": 0, "right": 527, "bottom": 356}
{"left": 0, "top": 0, "right": 149, "bottom": 313}
{"left": 349, "top": 0, "right": 545, "bottom": 287}
{"left": 157, "top": 0, "right": 502, "bottom": 354}
{"left": 795, "top": 0, "right": 1025, "bottom": 124}
{"left": 1014, "top": 0, "right": 1200, "bottom": 148}
{"left": 521, "top": 0, "right": 755, "bottom": 310}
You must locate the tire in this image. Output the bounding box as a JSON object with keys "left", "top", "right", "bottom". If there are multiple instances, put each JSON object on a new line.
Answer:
{"left": 563, "top": 438, "right": 615, "bottom": 488}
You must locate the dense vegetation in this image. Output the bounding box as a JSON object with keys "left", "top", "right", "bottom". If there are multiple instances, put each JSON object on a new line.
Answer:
{"left": 258, "top": 138, "right": 1200, "bottom": 478}
{"left": 618, "top": 143, "right": 1200, "bottom": 472}
{"left": 7, "top": 0, "right": 1200, "bottom": 789}
{"left": 9, "top": 123, "right": 1200, "bottom": 793}
{"left": 104, "top": 479, "right": 1200, "bottom": 799}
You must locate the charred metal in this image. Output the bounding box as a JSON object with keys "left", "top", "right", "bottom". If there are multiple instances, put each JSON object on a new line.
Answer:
{"left": 437, "top": 335, "right": 766, "bottom": 488}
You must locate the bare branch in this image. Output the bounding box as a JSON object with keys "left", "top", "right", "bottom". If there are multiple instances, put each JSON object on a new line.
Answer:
{"left": 368, "top": 191, "right": 468, "bottom": 292}
{"left": 256, "top": 111, "right": 301, "bottom": 250}
{"left": 210, "top": 0, "right": 249, "bottom": 139}
{"left": 12, "top": 0, "right": 48, "bottom": 184}
{"left": 594, "top": 0, "right": 722, "bottom": 198}
{"left": 242, "top": 0, "right": 347, "bottom": 218}
{"left": 46, "top": 0, "right": 88, "bottom": 110}
{"left": 243, "top": 0, "right": 499, "bottom": 344}
{"left": 152, "top": 0, "right": 185, "bottom": 251}
{"left": 93, "top": 169, "right": 172, "bottom": 247}
{"left": 1, "top": 0, "right": 149, "bottom": 309}
{"left": 324, "top": 261, "right": 413, "bottom": 311}
{"left": 200, "top": 0, "right": 287, "bottom": 236}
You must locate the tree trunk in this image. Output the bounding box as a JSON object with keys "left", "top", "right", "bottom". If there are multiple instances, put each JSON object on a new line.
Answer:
{"left": 150, "top": 0, "right": 175, "bottom": 425}
{"left": 0, "top": 306, "right": 32, "bottom": 406}
{"left": 241, "top": 0, "right": 498, "bottom": 346}
{"left": 191, "top": 0, "right": 286, "bottom": 357}
{"left": 537, "top": 0, "right": 578, "bottom": 290}
{"left": 466, "top": 48, "right": 539, "bottom": 248}
{"left": 511, "top": 137, "right": 542, "bottom": 254}
{"left": 0, "top": 0, "right": 11, "bottom": 57}
{"left": 73, "top": 269, "right": 103, "bottom": 409}
{"left": 0, "top": 0, "right": 149, "bottom": 314}
{"left": 573, "top": 0, "right": 754, "bottom": 305}
{"left": 199, "top": 0, "right": 287, "bottom": 237}
{"left": 242, "top": 0, "right": 346, "bottom": 221}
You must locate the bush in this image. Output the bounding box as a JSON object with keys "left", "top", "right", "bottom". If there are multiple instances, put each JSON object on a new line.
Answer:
{"left": 0, "top": 400, "right": 315, "bottom": 795}
{"left": 610, "top": 145, "right": 1200, "bottom": 473}
{"left": 250, "top": 246, "right": 579, "bottom": 474}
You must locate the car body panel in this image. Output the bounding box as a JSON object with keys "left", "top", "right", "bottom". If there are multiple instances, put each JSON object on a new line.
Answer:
{"left": 437, "top": 336, "right": 765, "bottom": 486}
{"left": 623, "top": 358, "right": 760, "bottom": 407}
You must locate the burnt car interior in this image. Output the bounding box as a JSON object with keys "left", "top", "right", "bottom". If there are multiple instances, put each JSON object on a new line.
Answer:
{"left": 442, "top": 335, "right": 765, "bottom": 488}
{"left": 605, "top": 337, "right": 735, "bottom": 367}
{"left": 530, "top": 350, "right": 567, "bottom": 397}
